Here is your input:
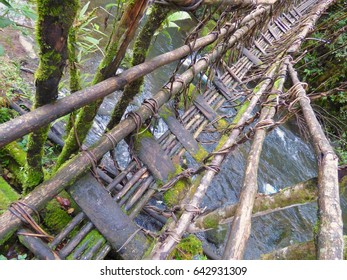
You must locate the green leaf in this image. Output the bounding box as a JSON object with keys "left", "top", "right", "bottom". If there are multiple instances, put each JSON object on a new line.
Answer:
{"left": 22, "top": 7, "right": 37, "bottom": 20}
{"left": 167, "top": 11, "right": 191, "bottom": 22}
{"left": 0, "top": 44, "right": 4, "bottom": 56}
{"left": 79, "top": 1, "right": 90, "bottom": 19}
{"left": 0, "top": 16, "right": 13, "bottom": 28}
{"left": 0, "top": 0, "right": 12, "bottom": 8}
{"left": 84, "top": 36, "right": 100, "bottom": 45}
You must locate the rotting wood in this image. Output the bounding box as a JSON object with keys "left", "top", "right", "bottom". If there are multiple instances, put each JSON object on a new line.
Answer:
{"left": 222, "top": 58, "right": 288, "bottom": 260}
{"left": 288, "top": 63, "right": 343, "bottom": 260}
{"left": 67, "top": 173, "right": 150, "bottom": 259}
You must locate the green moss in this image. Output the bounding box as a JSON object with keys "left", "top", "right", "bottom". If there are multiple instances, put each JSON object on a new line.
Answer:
{"left": 3, "top": 142, "right": 26, "bottom": 167}
{"left": 163, "top": 164, "right": 192, "bottom": 207}
{"left": 193, "top": 145, "right": 209, "bottom": 163}
{"left": 66, "top": 229, "right": 105, "bottom": 260}
{"left": 216, "top": 118, "right": 229, "bottom": 130}
{"left": 202, "top": 215, "right": 219, "bottom": 229}
{"left": 41, "top": 198, "right": 73, "bottom": 234}
{"left": 0, "top": 176, "right": 20, "bottom": 215}
{"left": 169, "top": 234, "right": 203, "bottom": 260}
{"left": 34, "top": 51, "right": 62, "bottom": 82}
{"left": 214, "top": 134, "right": 229, "bottom": 152}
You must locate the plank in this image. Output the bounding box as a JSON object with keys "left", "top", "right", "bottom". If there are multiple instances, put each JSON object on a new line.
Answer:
{"left": 68, "top": 173, "right": 150, "bottom": 259}
{"left": 194, "top": 94, "right": 218, "bottom": 122}
{"left": 136, "top": 133, "right": 175, "bottom": 182}
{"left": 160, "top": 106, "right": 207, "bottom": 162}
{"left": 268, "top": 25, "right": 280, "bottom": 40}
{"left": 242, "top": 48, "right": 263, "bottom": 65}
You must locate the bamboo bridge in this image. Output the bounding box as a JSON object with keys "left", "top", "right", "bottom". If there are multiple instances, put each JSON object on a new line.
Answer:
{"left": 0, "top": 0, "right": 344, "bottom": 260}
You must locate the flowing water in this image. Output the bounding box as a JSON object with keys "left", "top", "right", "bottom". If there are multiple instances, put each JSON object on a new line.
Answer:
{"left": 81, "top": 1, "right": 347, "bottom": 259}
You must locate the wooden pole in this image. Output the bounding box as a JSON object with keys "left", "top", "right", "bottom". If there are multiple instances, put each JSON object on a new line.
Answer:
{"left": 222, "top": 58, "right": 289, "bottom": 260}
{"left": 288, "top": 63, "right": 343, "bottom": 260}
{"left": 0, "top": 6, "right": 271, "bottom": 244}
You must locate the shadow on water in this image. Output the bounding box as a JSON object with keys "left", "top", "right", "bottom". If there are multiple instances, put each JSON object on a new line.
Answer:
{"left": 80, "top": 1, "right": 346, "bottom": 259}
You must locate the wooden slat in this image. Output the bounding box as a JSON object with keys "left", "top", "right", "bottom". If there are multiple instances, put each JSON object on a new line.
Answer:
{"left": 212, "top": 76, "right": 232, "bottom": 99}
{"left": 254, "top": 41, "right": 267, "bottom": 55}
{"left": 136, "top": 133, "right": 175, "bottom": 182}
{"left": 194, "top": 94, "right": 218, "bottom": 122}
{"left": 242, "top": 48, "right": 263, "bottom": 65}
{"left": 160, "top": 106, "right": 207, "bottom": 162}
{"left": 268, "top": 25, "right": 280, "bottom": 40}
{"left": 68, "top": 173, "right": 150, "bottom": 259}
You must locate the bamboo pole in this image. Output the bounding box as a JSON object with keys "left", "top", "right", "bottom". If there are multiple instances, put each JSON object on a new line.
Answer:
{"left": 0, "top": 9, "right": 264, "bottom": 147}
{"left": 222, "top": 58, "right": 288, "bottom": 259}
{"left": 261, "top": 236, "right": 347, "bottom": 260}
{"left": 150, "top": 60, "right": 281, "bottom": 260}
{"left": 0, "top": 5, "right": 272, "bottom": 244}
{"left": 189, "top": 177, "right": 318, "bottom": 232}
{"left": 288, "top": 63, "right": 343, "bottom": 259}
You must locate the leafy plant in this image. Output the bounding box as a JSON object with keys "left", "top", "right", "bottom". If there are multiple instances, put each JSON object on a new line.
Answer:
{"left": 152, "top": 10, "right": 192, "bottom": 43}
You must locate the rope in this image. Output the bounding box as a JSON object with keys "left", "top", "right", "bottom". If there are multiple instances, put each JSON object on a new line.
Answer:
{"left": 9, "top": 202, "right": 53, "bottom": 242}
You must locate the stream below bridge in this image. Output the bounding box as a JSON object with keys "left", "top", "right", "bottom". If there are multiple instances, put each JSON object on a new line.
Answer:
{"left": 78, "top": 0, "right": 347, "bottom": 259}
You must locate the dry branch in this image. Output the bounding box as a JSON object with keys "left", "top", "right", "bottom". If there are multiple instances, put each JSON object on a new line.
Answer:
{"left": 288, "top": 63, "right": 343, "bottom": 260}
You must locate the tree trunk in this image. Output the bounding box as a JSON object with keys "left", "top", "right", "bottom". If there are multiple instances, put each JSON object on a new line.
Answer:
{"left": 24, "top": 0, "right": 79, "bottom": 193}
{"left": 106, "top": 4, "right": 171, "bottom": 131}
{"left": 55, "top": 0, "right": 149, "bottom": 170}
{"left": 288, "top": 63, "right": 343, "bottom": 260}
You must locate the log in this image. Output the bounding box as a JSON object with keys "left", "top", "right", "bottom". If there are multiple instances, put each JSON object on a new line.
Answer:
{"left": 222, "top": 59, "right": 288, "bottom": 259}
{"left": 288, "top": 63, "right": 343, "bottom": 260}
{"left": 18, "top": 229, "right": 61, "bottom": 260}
{"left": 190, "top": 177, "right": 319, "bottom": 232}
{"left": 0, "top": 5, "right": 272, "bottom": 244}
{"left": 261, "top": 236, "right": 347, "bottom": 260}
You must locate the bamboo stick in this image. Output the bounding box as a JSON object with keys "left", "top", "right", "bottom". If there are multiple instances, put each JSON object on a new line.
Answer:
{"left": 150, "top": 60, "right": 281, "bottom": 260}
{"left": 288, "top": 63, "right": 343, "bottom": 259}
{"left": 222, "top": 59, "right": 288, "bottom": 259}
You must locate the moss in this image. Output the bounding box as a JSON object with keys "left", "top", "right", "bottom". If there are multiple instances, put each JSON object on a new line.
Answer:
{"left": 216, "top": 118, "right": 229, "bottom": 130}
{"left": 2, "top": 142, "right": 26, "bottom": 167}
{"left": 41, "top": 198, "right": 73, "bottom": 235}
{"left": 163, "top": 165, "right": 191, "bottom": 207}
{"left": 0, "top": 176, "right": 20, "bottom": 215}
{"left": 202, "top": 214, "right": 219, "bottom": 229}
{"left": 169, "top": 234, "right": 203, "bottom": 260}
{"left": 133, "top": 127, "right": 155, "bottom": 152}
{"left": 214, "top": 134, "right": 229, "bottom": 152}
{"left": 66, "top": 229, "right": 105, "bottom": 260}
{"left": 193, "top": 145, "right": 209, "bottom": 163}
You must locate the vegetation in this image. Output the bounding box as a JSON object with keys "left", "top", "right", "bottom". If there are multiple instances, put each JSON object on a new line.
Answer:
{"left": 298, "top": 0, "right": 347, "bottom": 164}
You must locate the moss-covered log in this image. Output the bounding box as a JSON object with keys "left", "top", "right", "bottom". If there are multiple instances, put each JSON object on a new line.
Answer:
{"left": 190, "top": 178, "right": 319, "bottom": 232}
{"left": 24, "top": 0, "right": 79, "bottom": 193}
{"left": 56, "top": 0, "right": 149, "bottom": 170}
{"left": 106, "top": 4, "right": 171, "bottom": 130}
{"left": 261, "top": 236, "right": 347, "bottom": 260}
